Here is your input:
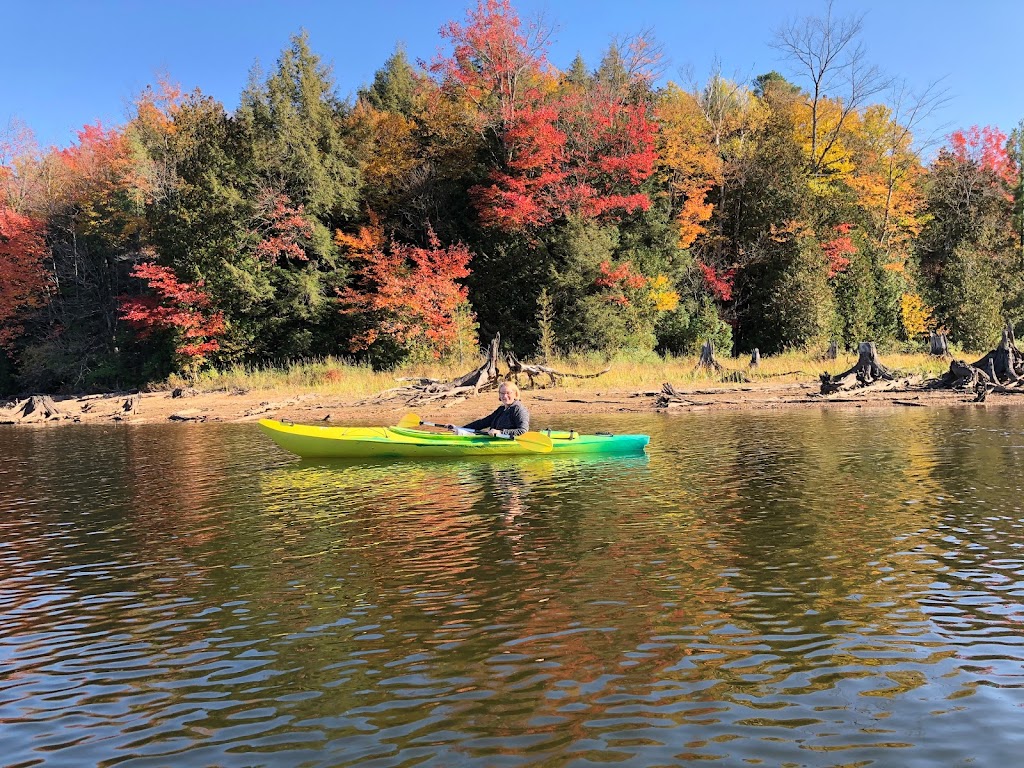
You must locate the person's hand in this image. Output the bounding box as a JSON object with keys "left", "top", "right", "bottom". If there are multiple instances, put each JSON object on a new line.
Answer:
{"left": 446, "top": 424, "right": 457, "bottom": 432}
{"left": 486, "top": 428, "right": 500, "bottom": 437}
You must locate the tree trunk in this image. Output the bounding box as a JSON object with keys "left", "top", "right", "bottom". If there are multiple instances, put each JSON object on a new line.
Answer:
{"left": 929, "top": 331, "right": 949, "bottom": 356}
{"left": 697, "top": 340, "right": 721, "bottom": 370}
{"left": 820, "top": 342, "right": 895, "bottom": 394}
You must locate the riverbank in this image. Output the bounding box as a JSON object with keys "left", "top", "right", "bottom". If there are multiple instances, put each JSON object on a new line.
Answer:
{"left": 0, "top": 376, "right": 999, "bottom": 427}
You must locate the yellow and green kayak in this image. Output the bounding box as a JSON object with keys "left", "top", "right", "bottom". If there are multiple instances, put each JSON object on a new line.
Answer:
{"left": 258, "top": 419, "right": 649, "bottom": 459}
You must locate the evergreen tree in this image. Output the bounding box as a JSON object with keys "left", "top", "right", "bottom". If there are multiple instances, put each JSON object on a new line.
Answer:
{"left": 739, "top": 235, "right": 835, "bottom": 353}
{"left": 358, "top": 45, "right": 421, "bottom": 117}
{"left": 941, "top": 241, "right": 1003, "bottom": 350}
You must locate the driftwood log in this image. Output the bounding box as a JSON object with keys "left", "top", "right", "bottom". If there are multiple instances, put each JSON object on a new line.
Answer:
{"left": 0, "top": 395, "right": 70, "bottom": 424}
{"left": 819, "top": 342, "right": 900, "bottom": 395}
{"left": 654, "top": 382, "right": 706, "bottom": 409}
{"left": 929, "top": 325, "right": 1024, "bottom": 397}
{"left": 505, "top": 352, "right": 609, "bottom": 388}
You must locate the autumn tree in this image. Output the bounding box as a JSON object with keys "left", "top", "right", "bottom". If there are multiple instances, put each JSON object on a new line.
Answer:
{"left": 119, "top": 260, "right": 225, "bottom": 376}
{"left": 0, "top": 207, "right": 49, "bottom": 349}
{"left": 431, "top": 1, "right": 667, "bottom": 353}
{"left": 773, "top": 0, "right": 889, "bottom": 176}
{"left": 336, "top": 217, "right": 476, "bottom": 364}
{"left": 918, "top": 126, "right": 1022, "bottom": 348}
{"left": 7, "top": 122, "right": 153, "bottom": 390}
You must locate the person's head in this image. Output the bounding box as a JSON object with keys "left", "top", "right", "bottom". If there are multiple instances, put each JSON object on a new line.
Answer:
{"left": 498, "top": 382, "right": 520, "bottom": 405}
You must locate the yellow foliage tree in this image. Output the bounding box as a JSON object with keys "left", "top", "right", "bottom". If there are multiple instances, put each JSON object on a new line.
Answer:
{"left": 900, "top": 292, "right": 934, "bottom": 338}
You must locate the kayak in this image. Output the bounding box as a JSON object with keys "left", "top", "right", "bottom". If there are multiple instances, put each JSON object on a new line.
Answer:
{"left": 258, "top": 419, "right": 649, "bottom": 459}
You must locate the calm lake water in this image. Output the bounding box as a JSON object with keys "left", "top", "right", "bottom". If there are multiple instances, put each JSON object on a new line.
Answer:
{"left": 3, "top": 408, "right": 1024, "bottom": 767}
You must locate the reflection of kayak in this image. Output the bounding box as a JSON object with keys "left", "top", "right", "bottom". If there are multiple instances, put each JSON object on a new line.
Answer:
{"left": 258, "top": 419, "right": 649, "bottom": 459}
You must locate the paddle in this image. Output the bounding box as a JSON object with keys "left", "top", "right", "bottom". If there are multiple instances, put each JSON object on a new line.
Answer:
{"left": 397, "top": 413, "right": 553, "bottom": 453}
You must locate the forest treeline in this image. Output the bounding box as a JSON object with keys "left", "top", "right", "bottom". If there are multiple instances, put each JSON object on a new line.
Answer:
{"left": 1, "top": 0, "right": 1023, "bottom": 394}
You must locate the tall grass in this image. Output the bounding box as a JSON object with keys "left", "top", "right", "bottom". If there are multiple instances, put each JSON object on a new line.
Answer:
{"left": 164, "top": 349, "right": 956, "bottom": 399}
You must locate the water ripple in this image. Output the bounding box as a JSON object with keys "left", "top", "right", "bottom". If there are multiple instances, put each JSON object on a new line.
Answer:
{"left": 3, "top": 413, "right": 1024, "bottom": 765}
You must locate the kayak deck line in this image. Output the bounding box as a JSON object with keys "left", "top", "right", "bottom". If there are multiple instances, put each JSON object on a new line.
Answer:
{"left": 258, "top": 419, "right": 649, "bottom": 459}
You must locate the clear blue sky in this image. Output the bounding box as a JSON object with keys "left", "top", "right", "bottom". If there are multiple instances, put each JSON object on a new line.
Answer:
{"left": 4, "top": 0, "right": 1022, "bottom": 152}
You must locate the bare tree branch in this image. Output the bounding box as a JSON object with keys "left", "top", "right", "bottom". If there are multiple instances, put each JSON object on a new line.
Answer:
{"left": 772, "top": 0, "right": 891, "bottom": 174}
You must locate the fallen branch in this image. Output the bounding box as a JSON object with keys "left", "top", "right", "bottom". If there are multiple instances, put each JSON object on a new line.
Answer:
{"left": 356, "top": 334, "right": 503, "bottom": 406}
{"left": 505, "top": 352, "right": 610, "bottom": 388}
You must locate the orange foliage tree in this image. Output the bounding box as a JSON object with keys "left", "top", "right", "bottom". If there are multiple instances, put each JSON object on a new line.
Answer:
{"left": 336, "top": 217, "right": 475, "bottom": 358}
{"left": 0, "top": 207, "right": 49, "bottom": 349}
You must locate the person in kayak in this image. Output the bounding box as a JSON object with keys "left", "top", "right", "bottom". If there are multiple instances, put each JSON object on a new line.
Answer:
{"left": 449, "top": 382, "right": 529, "bottom": 437}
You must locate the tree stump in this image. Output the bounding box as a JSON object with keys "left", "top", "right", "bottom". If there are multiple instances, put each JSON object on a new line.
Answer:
{"left": 929, "top": 331, "right": 949, "bottom": 356}
{"left": 931, "top": 324, "right": 1024, "bottom": 391}
{"left": 697, "top": 340, "right": 722, "bottom": 371}
{"left": 824, "top": 340, "right": 838, "bottom": 360}
{"left": 0, "top": 395, "right": 70, "bottom": 424}
{"left": 819, "top": 342, "right": 896, "bottom": 394}
{"left": 750, "top": 348, "right": 760, "bottom": 368}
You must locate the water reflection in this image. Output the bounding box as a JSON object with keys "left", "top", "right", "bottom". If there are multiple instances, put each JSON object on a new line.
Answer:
{"left": 2, "top": 411, "right": 1024, "bottom": 765}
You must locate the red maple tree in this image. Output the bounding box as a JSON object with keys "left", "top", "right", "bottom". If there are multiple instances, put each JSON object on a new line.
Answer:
{"left": 252, "top": 190, "right": 314, "bottom": 262}
{"left": 595, "top": 260, "right": 648, "bottom": 305}
{"left": 0, "top": 207, "right": 49, "bottom": 349}
{"left": 336, "top": 218, "right": 474, "bottom": 358}
{"left": 698, "top": 262, "right": 736, "bottom": 302}
{"left": 119, "top": 261, "right": 225, "bottom": 360}
{"left": 948, "top": 126, "right": 1018, "bottom": 188}
{"left": 434, "top": 0, "right": 547, "bottom": 121}
{"left": 821, "top": 223, "right": 855, "bottom": 278}
{"left": 436, "top": 0, "right": 656, "bottom": 231}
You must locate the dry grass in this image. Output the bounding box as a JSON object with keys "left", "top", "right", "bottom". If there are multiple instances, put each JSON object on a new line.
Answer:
{"left": 167, "top": 348, "right": 958, "bottom": 400}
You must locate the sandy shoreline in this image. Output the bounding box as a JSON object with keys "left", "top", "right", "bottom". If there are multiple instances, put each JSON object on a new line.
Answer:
{"left": 0, "top": 380, "right": 1001, "bottom": 427}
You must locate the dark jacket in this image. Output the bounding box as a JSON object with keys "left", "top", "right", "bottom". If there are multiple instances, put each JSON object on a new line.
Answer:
{"left": 463, "top": 401, "right": 530, "bottom": 437}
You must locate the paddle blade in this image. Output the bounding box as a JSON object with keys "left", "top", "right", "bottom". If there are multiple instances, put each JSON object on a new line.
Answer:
{"left": 515, "top": 431, "right": 553, "bottom": 453}
{"left": 396, "top": 413, "right": 421, "bottom": 429}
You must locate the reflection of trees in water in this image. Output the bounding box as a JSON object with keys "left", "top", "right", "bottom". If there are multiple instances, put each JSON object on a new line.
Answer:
{"left": 615, "top": 409, "right": 1024, "bottom": 720}
{"left": 229, "top": 415, "right": 1024, "bottom": 751}
{"left": 11, "top": 414, "right": 1024, "bottom": 760}
{"left": 249, "top": 453, "right": 669, "bottom": 741}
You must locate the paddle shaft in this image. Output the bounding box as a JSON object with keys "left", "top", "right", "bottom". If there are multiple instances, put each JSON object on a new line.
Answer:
{"left": 397, "top": 413, "right": 552, "bottom": 452}
{"left": 420, "top": 419, "right": 512, "bottom": 439}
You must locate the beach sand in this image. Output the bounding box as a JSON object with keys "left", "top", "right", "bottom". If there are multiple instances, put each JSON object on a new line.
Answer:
{"left": 0, "top": 379, "right": 1000, "bottom": 427}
